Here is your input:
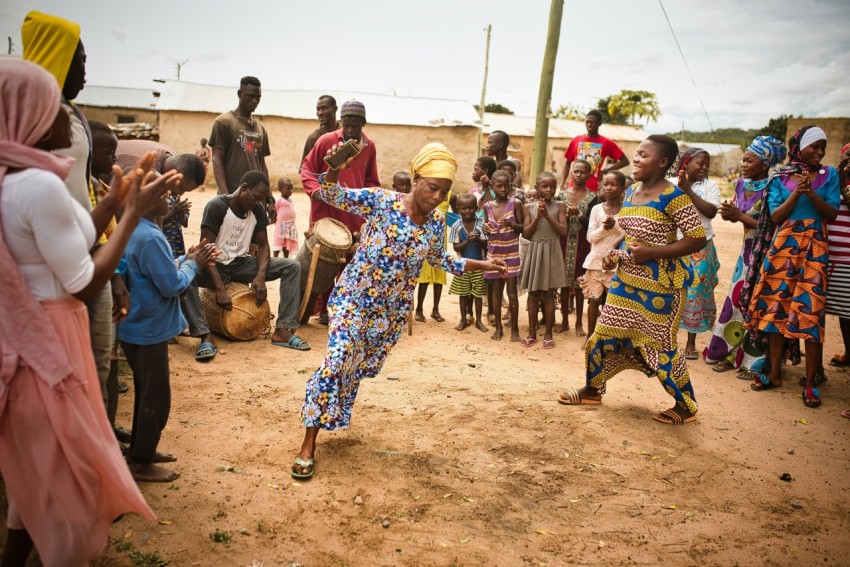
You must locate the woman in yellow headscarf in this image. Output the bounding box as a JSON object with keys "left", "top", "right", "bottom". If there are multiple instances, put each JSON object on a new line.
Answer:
{"left": 292, "top": 143, "right": 505, "bottom": 479}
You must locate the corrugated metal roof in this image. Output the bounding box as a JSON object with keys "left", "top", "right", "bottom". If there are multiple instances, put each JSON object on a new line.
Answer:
{"left": 74, "top": 85, "right": 158, "bottom": 109}
{"left": 154, "top": 81, "right": 480, "bottom": 128}
{"left": 482, "top": 112, "right": 648, "bottom": 143}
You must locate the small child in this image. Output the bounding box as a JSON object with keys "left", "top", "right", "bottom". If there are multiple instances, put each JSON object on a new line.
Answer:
{"left": 449, "top": 193, "right": 488, "bottom": 332}
{"left": 498, "top": 159, "right": 524, "bottom": 201}
{"left": 392, "top": 171, "right": 412, "bottom": 194}
{"left": 273, "top": 178, "right": 298, "bottom": 258}
{"left": 520, "top": 172, "right": 567, "bottom": 348}
{"left": 482, "top": 170, "right": 523, "bottom": 341}
{"left": 556, "top": 159, "right": 598, "bottom": 337}
{"left": 118, "top": 186, "right": 217, "bottom": 482}
{"left": 471, "top": 156, "right": 497, "bottom": 213}
{"left": 580, "top": 171, "right": 626, "bottom": 338}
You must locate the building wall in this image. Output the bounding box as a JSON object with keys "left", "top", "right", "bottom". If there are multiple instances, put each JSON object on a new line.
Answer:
{"left": 786, "top": 117, "right": 850, "bottom": 167}
{"left": 77, "top": 105, "right": 157, "bottom": 126}
{"left": 158, "top": 110, "right": 479, "bottom": 191}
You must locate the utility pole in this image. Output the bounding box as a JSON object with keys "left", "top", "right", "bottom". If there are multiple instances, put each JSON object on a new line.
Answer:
{"left": 477, "top": 25, "right": 492, "bottom": 157}
{"left": 531, "top": 0, "right": 564, "bottom": 181}
{"left": 176, "top": 59, "right": 189, "bottom": 80}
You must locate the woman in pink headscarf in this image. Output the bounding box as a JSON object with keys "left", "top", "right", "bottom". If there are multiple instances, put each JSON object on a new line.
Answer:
{"left": 0, "top": 59, "right": 177, "bottom": 567}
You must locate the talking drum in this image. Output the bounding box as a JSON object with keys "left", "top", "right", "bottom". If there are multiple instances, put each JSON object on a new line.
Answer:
{"left": 297, "top": 217, "right": 353, "bottom": 322}
{"left": 200, "top": 282, "right": 271, "bottom": 341}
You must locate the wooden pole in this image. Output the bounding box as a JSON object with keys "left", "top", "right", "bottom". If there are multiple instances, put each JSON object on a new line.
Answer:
{"left": 477, "top": 25, "right": 492, "bottom": 158}
{"left": 531, "top": 0, "right": 564, "bottom": 181}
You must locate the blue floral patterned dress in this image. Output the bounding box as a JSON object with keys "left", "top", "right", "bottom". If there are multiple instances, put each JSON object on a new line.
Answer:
{"left": 301, "top": 181, "right": 466, "bottom": 430}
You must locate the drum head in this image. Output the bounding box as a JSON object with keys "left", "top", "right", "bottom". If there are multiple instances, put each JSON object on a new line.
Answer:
{"left": 312, "top": 218, "right": 352, "bottom": 250}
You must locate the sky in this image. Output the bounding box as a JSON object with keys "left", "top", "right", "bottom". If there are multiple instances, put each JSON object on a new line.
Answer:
{"left": 3, "top": 0, "right": 849, "bottom": 135}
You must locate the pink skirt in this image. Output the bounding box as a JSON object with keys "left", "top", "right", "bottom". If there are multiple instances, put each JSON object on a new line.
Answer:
{"left": 0, "top": 296, "right": 154, "bottom": 567}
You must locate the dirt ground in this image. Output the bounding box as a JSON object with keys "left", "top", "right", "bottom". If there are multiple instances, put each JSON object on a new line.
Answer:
{"left": 4, "top": 181, "right": 850, "bottom": 567}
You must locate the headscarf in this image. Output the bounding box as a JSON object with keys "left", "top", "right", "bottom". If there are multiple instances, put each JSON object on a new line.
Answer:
{"left": 21, "top": 10, "right": 81, "bottom": 92}
{"left": 841, "top": 142, "right": 850, "bottom": 156}
{"left": 0, "top": 59, "right": 76, "bottom": 395}
{"left": 410, "top": 143, "right": 457, "bottom": 182}
{"left": 747, "top": 135, "right": 787, "bottom": 168}
{"left": 674, "top": 147, "right": 709, "bottom": 176}
{"left": 775, "top": 125, "right": 827, "bottom": 175}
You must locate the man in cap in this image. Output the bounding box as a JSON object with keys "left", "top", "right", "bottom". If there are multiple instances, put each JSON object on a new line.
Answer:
{"left": 300, "top": 100, "right": 380, "bottom": 323}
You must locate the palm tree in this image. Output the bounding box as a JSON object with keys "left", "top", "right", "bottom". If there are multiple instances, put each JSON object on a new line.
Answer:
{"left": 606, "top": 90, "right": 661, "bottom": 126}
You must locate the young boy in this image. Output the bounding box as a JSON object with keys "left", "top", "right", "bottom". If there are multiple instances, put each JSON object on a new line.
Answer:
{"left": 118, "top": 187, "right": 217, "bottom": 482}
{"left": 449, "top": 193, "right": 488, "bottom": 332}
{"left": 471, "top": 156, "right": 497, "bottom": 209}
{"left": 160, "top": 154, "right": 206, "bottom": 258}
{"left": 392, "top": 171, "right": 412, "bottom": 194}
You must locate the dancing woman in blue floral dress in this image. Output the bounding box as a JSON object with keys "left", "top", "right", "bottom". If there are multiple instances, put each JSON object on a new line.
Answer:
{"left": 292, "top": 144, "right": 506, "bottom": 479}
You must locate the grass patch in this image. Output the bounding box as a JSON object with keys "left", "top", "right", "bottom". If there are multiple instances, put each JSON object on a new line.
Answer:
{"left": 210, "top": 529, "right": 232, "bottom": 544}
{"left": 129, "top": 550, "right": 168, "bottom": 567}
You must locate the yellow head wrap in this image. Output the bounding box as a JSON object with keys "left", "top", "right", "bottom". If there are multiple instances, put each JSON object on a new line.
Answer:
{"left": 410, "top": 143, "right": 457, "bottom": 182}
{"left": 21, "top": 11, "right": 81, "bottom": 91}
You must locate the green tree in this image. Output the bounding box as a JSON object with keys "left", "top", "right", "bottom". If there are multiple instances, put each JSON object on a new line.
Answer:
{"left": 606, "top": 89, "right": 661, "bottom": 126}
{"left": 552, "top": 102, "right": 584, "bottom": 120}
{"left": 474, "top": 103, "right": 514, "bottom": 115}
{"left": 759, "top": 114, "right": 791, "bottom": 142}
{"left": 595, "top": 97, "right": 627, "bottom": 125}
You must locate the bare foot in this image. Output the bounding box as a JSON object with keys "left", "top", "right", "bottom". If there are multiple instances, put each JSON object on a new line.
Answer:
{"left": 130, "top": 462, "right": 180, "bottom": 483}
{"left": 510, "top": 329, "right": 521, "bottom": 342}
{"left": 431, "top": 311, "right": 445, "bottom": 323}
{"left": 414, "top": 311, "right": 426, "bottom": 322}
{"left": 152, "top": 451, "right": 177, "bottom": 463}
{"left": 491, "top": 327, "right": 504, "bottom": 341}
{"left": 554, "top": 321, "right": 569, "bottom": 333}
{"left": 575, "top": 325, "right": 586, "bottom": 338}
{"left": 474, "top": 320, "right": 489, "bottom": 332}
{"left": 455, "top": 320, "right": 469, "bottom": 331}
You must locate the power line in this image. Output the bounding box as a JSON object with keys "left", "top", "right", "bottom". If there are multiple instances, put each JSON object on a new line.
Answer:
{"left": 657, "top": 0, "right": 730, "bottom": 170}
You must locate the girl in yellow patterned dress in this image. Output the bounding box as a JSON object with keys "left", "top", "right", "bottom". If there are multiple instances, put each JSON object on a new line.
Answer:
{"left": 558, "top": 135, "right": 707, "bottom": 425}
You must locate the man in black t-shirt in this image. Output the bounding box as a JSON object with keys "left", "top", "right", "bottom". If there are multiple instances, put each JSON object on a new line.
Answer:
{"left": 182, "top": 171, "right": 310, "bottom": 360}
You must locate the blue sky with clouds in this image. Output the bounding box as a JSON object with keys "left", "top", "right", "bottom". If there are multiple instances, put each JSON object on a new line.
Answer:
{"left": 3, "top": 0, "right": 848, "bottom": 134}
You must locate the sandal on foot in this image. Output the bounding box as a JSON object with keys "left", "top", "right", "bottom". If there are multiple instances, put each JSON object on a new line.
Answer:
{"left": 195, "top": 341, "right": 217, "bottom": 361}
{"left": 291, "top": 457, "right": 315, "bottom": 480}
{"left": 684, "top": 349, "right": 699, "bottom": 360}
{"left": 829, "top": 353, "right": 850, "bottom": 367}
{"left": 798, "top": 369, "right": 827, "bottom": 387}
{"left": 841, "top": 409, "right": 850, "bottom": 419}
{"left": 520, "top": 337, "right": 537, "bottom": 348}
{"left": 543, "top": 339, "right": 555, "bottom": 349}
{"left": 557, "top": 388, "right": 602, "bottom": 405}
{"left": 802, "top": 388, "right": 821, "bottom": 408}
{"left": 272, "top": 335, "right": 311, "bottom": 351}
{"left": 750, "top": 374, "right": 779, "bottom": 391}
{"left": 652, "top": 408, "right": 698, "bottom": 425}
{"left": 712, "top": 361, "right": 734, "bottom": 373}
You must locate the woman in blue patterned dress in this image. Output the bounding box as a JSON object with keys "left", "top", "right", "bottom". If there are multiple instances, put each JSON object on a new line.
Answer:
{"left": 704, "top": 136, "right": 789, "bottom": 376}
{"left": 292, "top": 143, "right": 506, "bottom": 479}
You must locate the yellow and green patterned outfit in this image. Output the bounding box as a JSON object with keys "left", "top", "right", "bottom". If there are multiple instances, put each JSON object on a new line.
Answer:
{"left": 584, "top": 183, "right": 706, "bottom": 414}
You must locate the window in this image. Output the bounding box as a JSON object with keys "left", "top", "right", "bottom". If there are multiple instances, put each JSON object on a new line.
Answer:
{"left": 116, "top": 114, "right": 136, "bottom": 124}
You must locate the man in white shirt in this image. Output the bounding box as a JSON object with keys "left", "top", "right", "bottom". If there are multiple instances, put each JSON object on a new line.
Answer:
{"left": 182, "top": 171, "right": 309, "bottom": 360}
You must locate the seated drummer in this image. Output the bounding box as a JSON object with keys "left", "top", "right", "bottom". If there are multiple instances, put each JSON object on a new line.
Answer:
{"left": 182, "top": 171, "right": 311, "bottom": 360}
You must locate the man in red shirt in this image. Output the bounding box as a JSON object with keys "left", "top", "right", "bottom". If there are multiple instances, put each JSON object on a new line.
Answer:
{"left": 560, "top": 110, "right": 629, "bottom": 192}
{"left": 300, "top": 100, "right": 380, "bottom": 323}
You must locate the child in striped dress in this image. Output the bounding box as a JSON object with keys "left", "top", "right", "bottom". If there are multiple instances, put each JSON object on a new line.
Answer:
{"left": 482, "top": 170, "right": 523, "bottom": 341}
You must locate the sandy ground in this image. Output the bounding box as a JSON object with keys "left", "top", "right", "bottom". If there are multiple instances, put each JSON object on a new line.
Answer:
{"left": 3, "top": 182, "right": 850, "bottom": 567}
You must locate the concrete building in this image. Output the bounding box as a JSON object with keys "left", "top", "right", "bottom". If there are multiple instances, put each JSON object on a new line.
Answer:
{"left": 676, "top": 141, "right": 744, "bottom": 177}
{"left": 786, "top": 117, "right": 850, "bottom": 168}
{"left": 75, "top": 85, "right": 158, "bottom": 127}
{"left": 103, "top": 81, "right": 482, "bottom": 189}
